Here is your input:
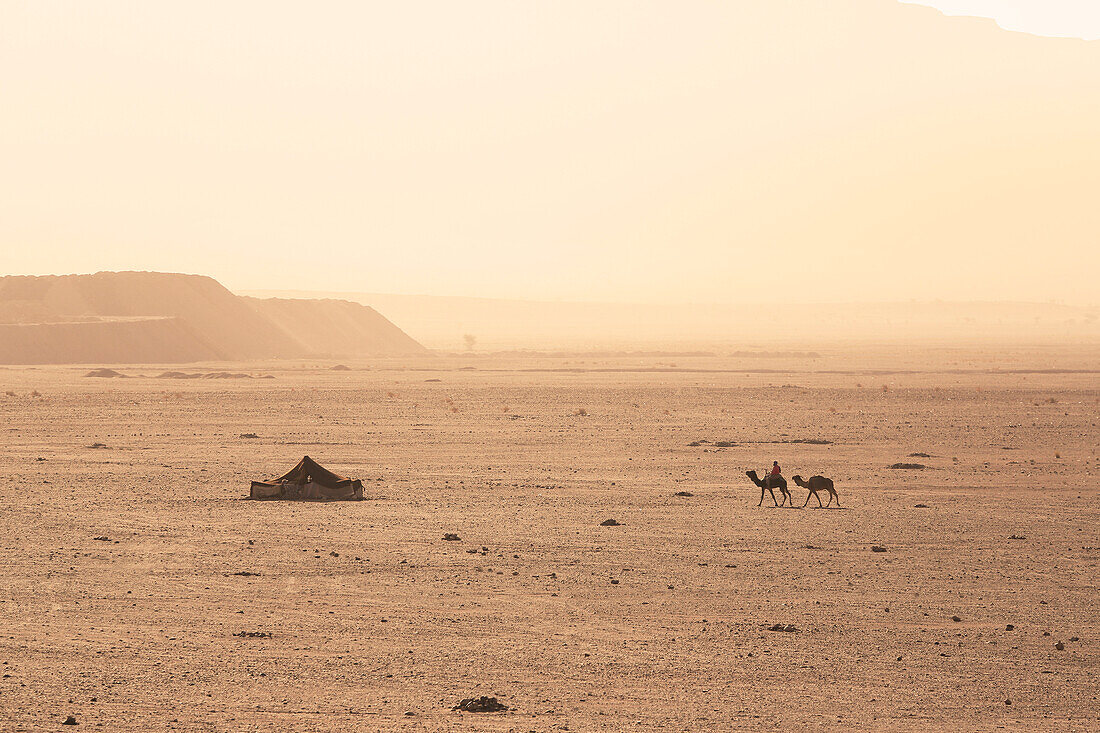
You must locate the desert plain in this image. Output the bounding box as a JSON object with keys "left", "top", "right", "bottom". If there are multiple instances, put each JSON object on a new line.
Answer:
{"left": 0, "top": 344, "right": 1096, "bottom": 731}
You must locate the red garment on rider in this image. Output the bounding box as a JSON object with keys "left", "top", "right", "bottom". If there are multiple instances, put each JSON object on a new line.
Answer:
{"left": 770, "top": 464, "right": 781, "bottom": 476}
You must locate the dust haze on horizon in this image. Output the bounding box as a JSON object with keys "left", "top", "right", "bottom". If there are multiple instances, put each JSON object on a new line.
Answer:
{"left": 2, "top": 0, "right": 1098, "bottom": 307}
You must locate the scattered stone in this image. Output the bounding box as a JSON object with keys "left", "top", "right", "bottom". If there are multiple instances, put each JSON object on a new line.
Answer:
{"left": 62, "top": 716, "right": 78, "bottom": 725}
{"left": 889, "top": 463, "right": 926, "bottom": 469}
{"left": 1008, "top": 534, "right": 1026, "bottom": 540}
{"left": 907, "top": 452, "right": 931, "bottom": 458}
{"left": 713, "top": 441, "right": 736, "bottom": 448}
{"left": 913, "top": 504, "right": 930, "bottom": 508}
{"left": 1055, "top": 641, "right": 1065, "bottom": 651}
{"left": 871, "top": 546, "right": 888, "bottom": 552}
{"left": 600, "top": 519, "right": 621, "bottom": 526}
{"left": 952, "top": 616, "right": 962, "bottom": 622}
{"left": 767, "top": 623, "right": 799, "bottom": 633}
{"left": 1006, "top": 624, "right": 1015, "bottom": 631}
{"left": 443, "top": 533, "right": 461, "bottom": 541}
{"left": 452, "top": 696, "right": 507, "bottom": 713}
{"left": 233, "top": 631, "right": 271, "bottom": 638}
{"left": 610, "top": 579, "right": 620, "bottom": 585}
{"left": 329, "top": 551, "right": 339, "bottom": 557}
{"left": 156, "top": 371, "right": 203, "bottom": 379}
{"left": 425, "top": 378, "right": 442, "bottom": 382}
{"left": 1005, "top": 699, "right": 1012, "bottom": 706}
{"left": 84, "top": 368, "right": 124, "bottom": 378}
{"left": 674, "top": 491, "right": 694, "bottom": 497}
{"left": 330, "top": 364, "right": 351, "bottom": 371}
{"left": 239, "top": 433, "right": 260, "bottom": 439}
{"left": 87, "top": 443, "right": 108, "bottom": 449}
{"left": 231, "top": 571, "right": 261, "bottom": 577}
{"left": 1070, "top": 636, "right": 1079, "bottom": 642}
{"left": 92, "top": 536, "right": 110, "bottom": 542}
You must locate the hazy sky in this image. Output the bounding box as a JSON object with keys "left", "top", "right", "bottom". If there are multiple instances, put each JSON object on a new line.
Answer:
{"left": 2, "top": 1, "right": 1097, "bottom": 304}
{"left": 901, "top": 1, "right": 1100, "bottom": 40}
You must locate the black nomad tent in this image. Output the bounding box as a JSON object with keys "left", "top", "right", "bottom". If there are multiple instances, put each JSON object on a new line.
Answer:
{"left": 250, "top": 456, "right": 364, "bottom": 500}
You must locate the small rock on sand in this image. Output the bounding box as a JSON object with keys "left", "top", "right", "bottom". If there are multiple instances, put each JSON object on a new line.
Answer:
{"left": 443, "top": 533, "right": 461, "bottom": 541}
{"left": 674, "top": 491, "right": 694, "bottom": 497}
{"left": 62, "top": 715, "right": 78, "bottom": 725}
{"left": 871, "top": 546, "right": 887, "bottom": 552}
{"left": 889, "top": 463, "right": 926, "bottom": 469}
{"left": 452, "top": 696, "right": 507, "bottom": 713}
{"left": 1055, "top": 641, "right": 1065, "bottom": 651}
{"left": 600, "top": 519, "right": 621, "bottom": 526}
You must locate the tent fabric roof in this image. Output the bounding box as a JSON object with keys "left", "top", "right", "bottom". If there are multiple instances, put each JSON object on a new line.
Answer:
{"left": 250, "top": 456, "right": 364, "bottom": 500}
{"left": 272, "top": 455, "right": 354, "bottom": 488}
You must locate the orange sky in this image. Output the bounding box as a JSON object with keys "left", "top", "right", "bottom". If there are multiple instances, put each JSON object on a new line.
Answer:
{"left": 1, "top": 1, "right": 1097, "bottom": 304}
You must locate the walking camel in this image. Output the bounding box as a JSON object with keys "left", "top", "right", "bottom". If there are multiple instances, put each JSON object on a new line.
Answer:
{"left": 746, "top": 470, "right": 792, "bottom": 507}
{"left": 792, "top": 475, "right": 840, "bottom": 508}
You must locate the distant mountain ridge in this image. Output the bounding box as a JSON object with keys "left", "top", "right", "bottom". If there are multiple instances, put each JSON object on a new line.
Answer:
{"left": 0, "top": 272, "right": 426, "bottom": 364}
{"left": 241, "top": 289, "right": 1100, "bottom": 349}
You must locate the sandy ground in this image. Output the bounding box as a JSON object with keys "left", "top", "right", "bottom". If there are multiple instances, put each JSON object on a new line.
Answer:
{"left": 0, "top": 345, "right": 1097, "bottom": 731}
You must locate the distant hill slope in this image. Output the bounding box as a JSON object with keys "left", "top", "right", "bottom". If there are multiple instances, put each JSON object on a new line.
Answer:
{"left": 242, "top": 297, "right": 427, "bottom": 357}
{"left": 242, "top": 289, "right": 1100, "bottom": 349}
{"left": 0, "top": 272, "right": 426, "bottom": 363}
{"left": 0, "top": 317, "right": 223, "bottom": 364}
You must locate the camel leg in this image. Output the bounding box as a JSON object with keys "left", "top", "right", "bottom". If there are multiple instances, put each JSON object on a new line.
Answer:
{"left": 758, "top": 486, "right": 764, "bottom": 506}
{"left": 769, "top": 488, "right": 778, "bottom": 506}
{"left": 784, "top": 489, "right": 793, "bottom": 507}
{"left": 831, "top": 490, "right": 840, "bottom": 507}
{"left": 801, "top": 491, "right": 810, "bottom": 508}
{"left": 814, "top": 491, "right": 823, "bottom": 508}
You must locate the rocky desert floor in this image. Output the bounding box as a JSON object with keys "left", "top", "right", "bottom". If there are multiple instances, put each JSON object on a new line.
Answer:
{"left": 0, "top": 344, "right": 1097, "bottom": 731}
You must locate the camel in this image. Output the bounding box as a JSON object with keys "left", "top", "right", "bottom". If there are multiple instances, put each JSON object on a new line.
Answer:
{"left": 746, "top": 470, "right": 792, "bottom": 507}
{"left": 792, "top": 475, "right": 840, "bottom": 508}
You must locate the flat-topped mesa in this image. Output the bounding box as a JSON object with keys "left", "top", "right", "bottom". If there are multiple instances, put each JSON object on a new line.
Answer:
{"left": 0, "top": 271, "right": 426, "bottom": 364}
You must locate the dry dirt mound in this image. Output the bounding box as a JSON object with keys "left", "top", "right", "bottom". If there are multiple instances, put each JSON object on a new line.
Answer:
{"left": 84, "top": 368, "right": 125, "bottom": 378}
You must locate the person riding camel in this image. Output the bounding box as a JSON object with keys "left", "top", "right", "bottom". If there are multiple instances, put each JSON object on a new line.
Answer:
{"left": 768, "top": 461, "right": 782, "bottom": 487}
